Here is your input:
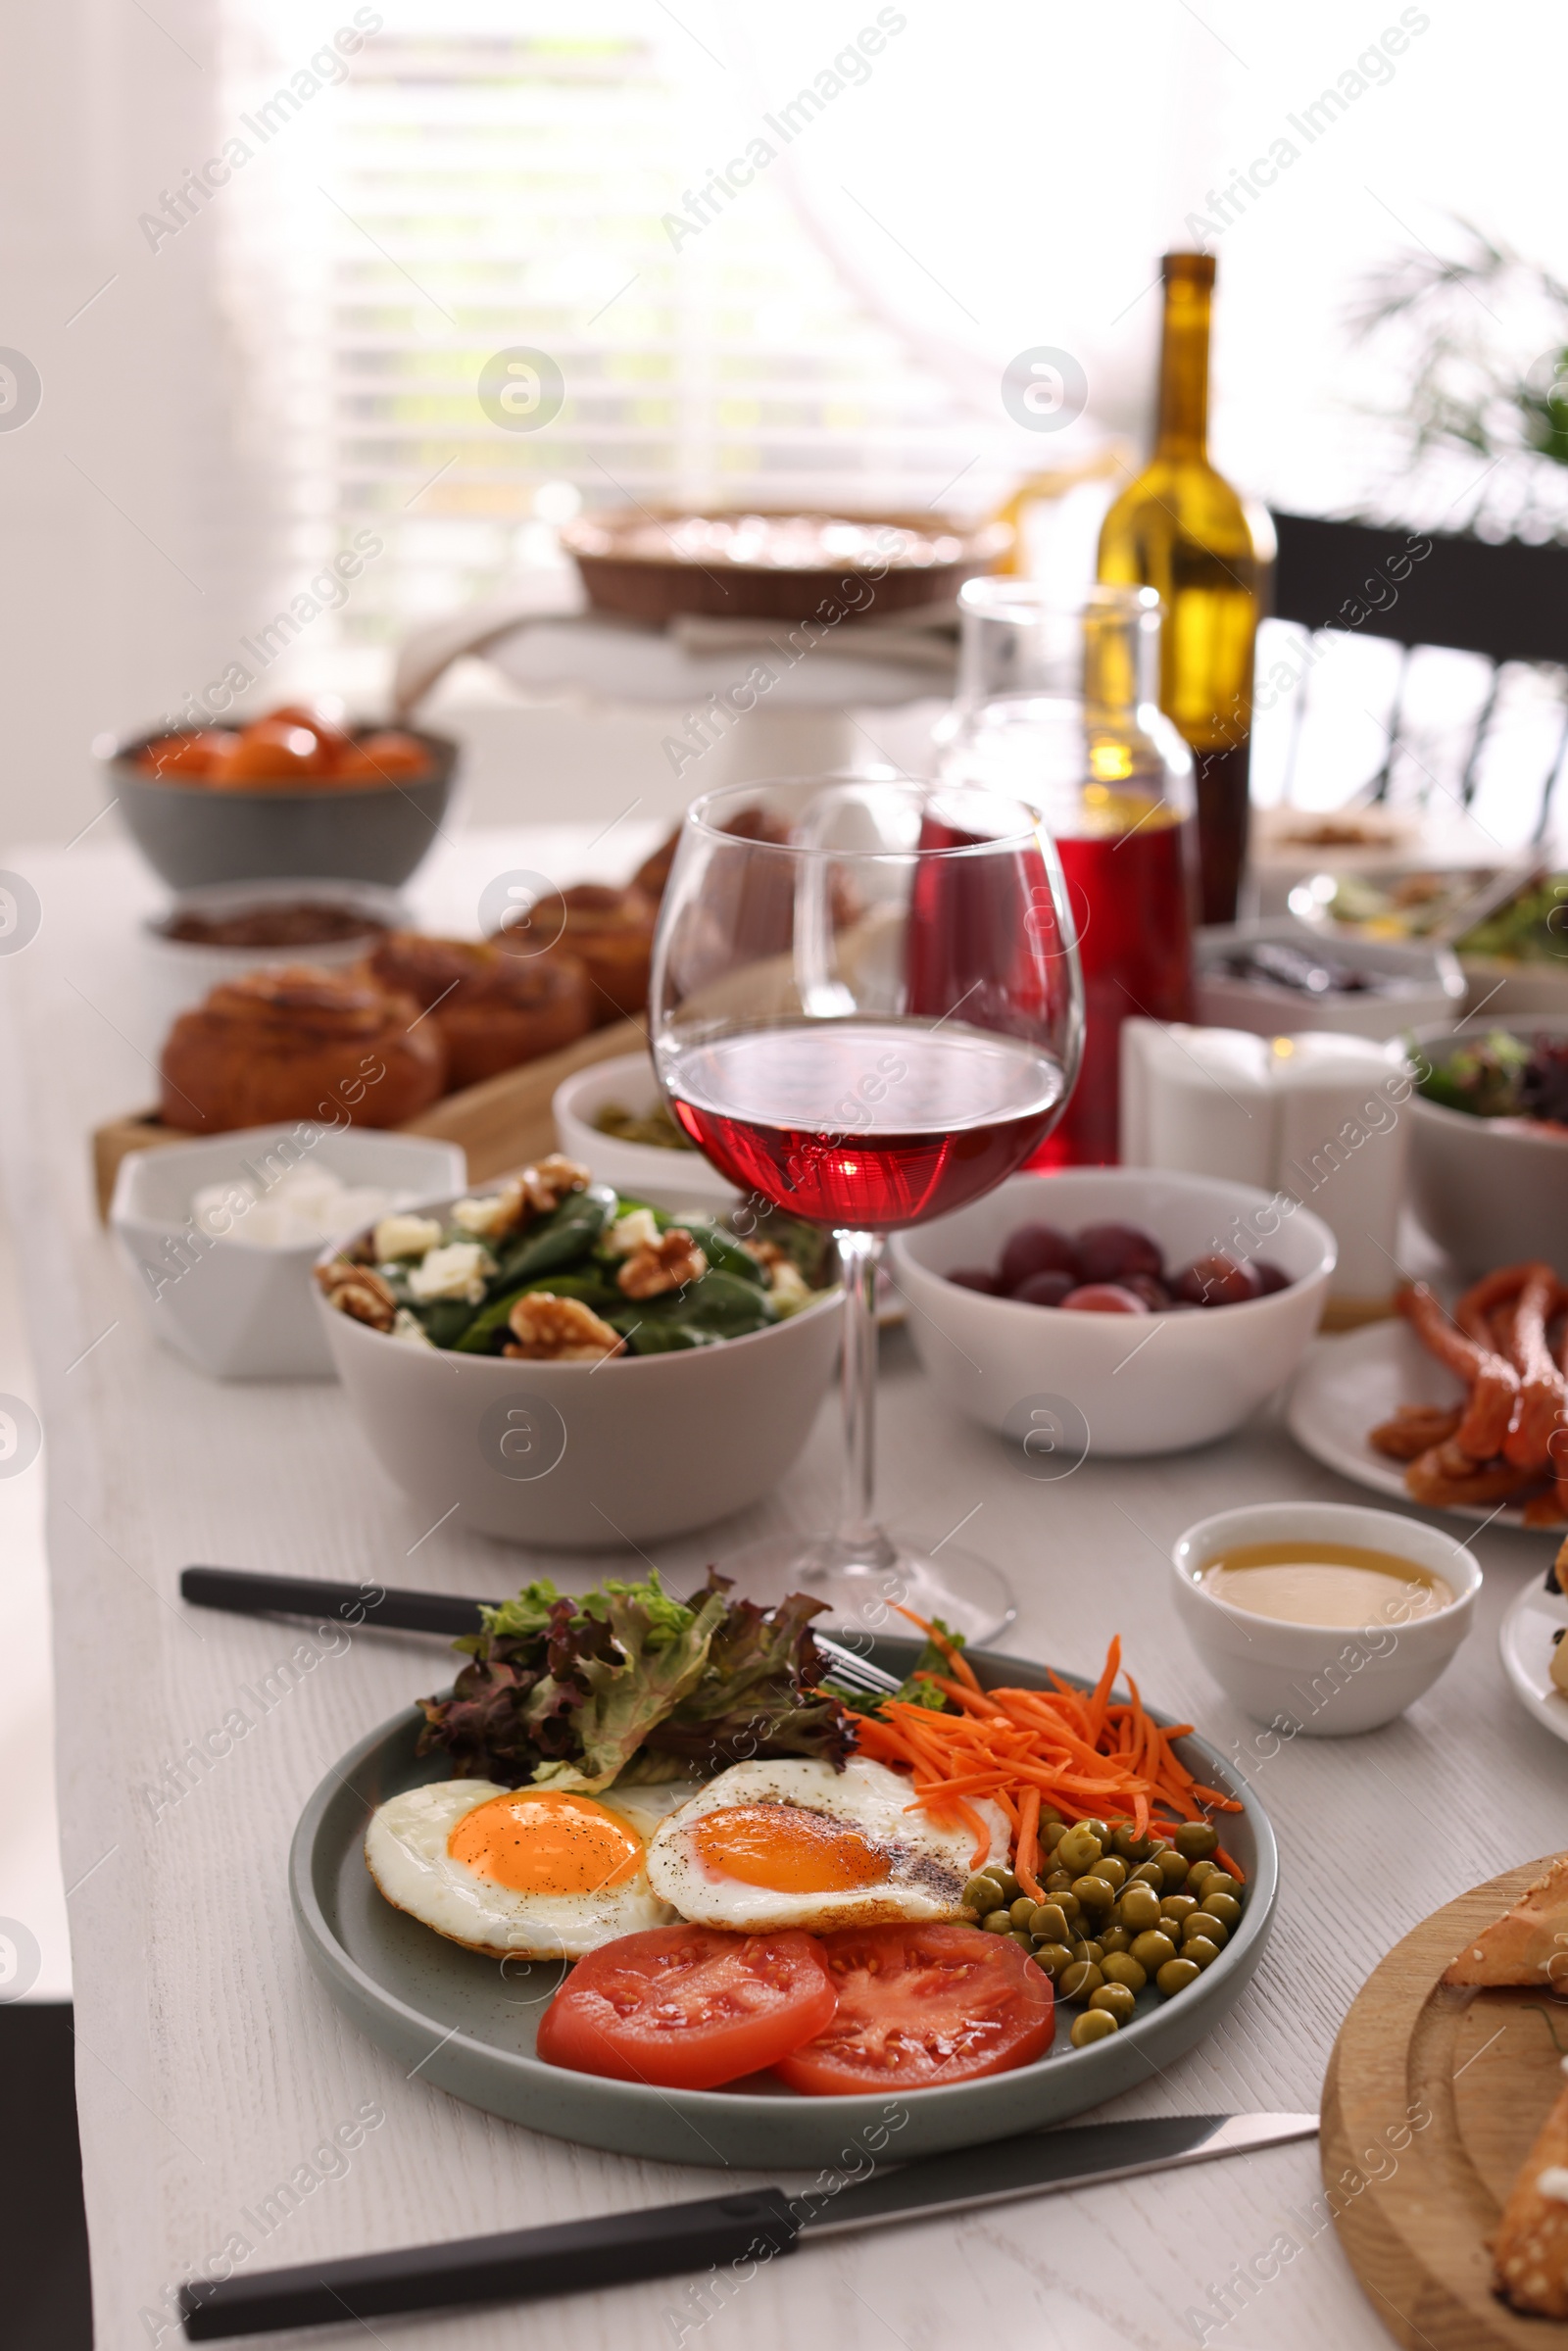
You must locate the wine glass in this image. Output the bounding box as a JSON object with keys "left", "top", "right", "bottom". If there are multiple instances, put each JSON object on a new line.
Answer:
{"left": 649, "top": 774, "right": 1083, "bottom": 1643}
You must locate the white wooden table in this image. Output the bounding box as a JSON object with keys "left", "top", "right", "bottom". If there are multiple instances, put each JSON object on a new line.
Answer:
{"left": 2, "top": 827, "right": 1561, "bottom": 2351}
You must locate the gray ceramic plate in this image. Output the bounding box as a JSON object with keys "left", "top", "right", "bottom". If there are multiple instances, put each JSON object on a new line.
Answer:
{"left": 290, "top": 1639, "right": 1278, "bottom": 2168}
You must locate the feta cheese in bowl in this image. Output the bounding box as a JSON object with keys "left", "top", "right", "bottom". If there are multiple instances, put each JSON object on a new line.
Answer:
{"left": 190, "top": 1163, "right": 408, "bottom": 1250}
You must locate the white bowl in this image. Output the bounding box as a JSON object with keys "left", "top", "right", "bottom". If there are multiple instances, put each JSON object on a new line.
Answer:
{"left": 888, "top": 1168, "right": 1335, "bottom": 1457}
{"left": 314, "top": 1185, "right": 844, "bottom": 1548}
{"left": 551, "top": 1051, "right": 735, "bottom": 1205}
{"left": 111, "top": 1127, "right": 466, "bottom": 1379}
{"left": 139, "top": 878, "right": 408, "bottom": 1040}
{"left": 1407, "top": 1016, "right": 1568, "bottom": 1275}
{"left": 1170, "top": 1499, "right": 1480, "bottom": 1734}
{"left": 1195, "top": 918, "right": 1464, "bottom": 1043}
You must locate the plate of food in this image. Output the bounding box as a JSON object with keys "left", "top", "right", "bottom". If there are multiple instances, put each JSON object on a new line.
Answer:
{"left": 1287, "top": 1263, "right": 1568, "bottom": 1532}
{"left": 291, "top": 1583, "right": 1277, "bottom": 2168}
{"left": 1325, "top": 1853, "right": 1568, "bottom": 2344}
{"left": 1500, "top": 1548, "right": 1568, "bottom": 1744}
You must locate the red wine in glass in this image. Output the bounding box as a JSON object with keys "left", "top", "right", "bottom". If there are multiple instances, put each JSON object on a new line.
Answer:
{"left": 664, "top": 1019, "right": 1066, "bottom": 1230}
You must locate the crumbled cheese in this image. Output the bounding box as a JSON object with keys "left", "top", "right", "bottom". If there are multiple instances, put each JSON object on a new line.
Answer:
{"left": 374, "top": 1212, "right": 445, "bottom": 1262}
{"left": 391, "top": 1308, "right": 434, "bottom": 1347}
{"left": 451, "top": 1194, "right": 511, "bottom": 1239}
{"left": 407, "top": 1241, "right": 493, "bottom": 1303}
{"left": 1538, "top": 2166, "right": 1568, "bottom": 2204}
{"left": 608, "top": 1208, "right": 662, "bottom": 1256}
{"left": 768, "top": 1259, "right": 812, "bottom": 1316}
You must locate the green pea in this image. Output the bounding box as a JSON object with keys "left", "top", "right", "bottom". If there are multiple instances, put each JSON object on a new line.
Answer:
{"left": 1129, "top": 1861, "right": 1164, "bottom": 1889}
{"left": 1184, "top": 1912, "right": 1228, "bottom": 1950}
{"left": 1009, "top": 1897, "right": 1039, "bottom": 1930}
{"left": 1155, "top": 1957, "right": 1201, "bottom": 1997}
{"left": 1055, "top": 1828, "right": 1103, "bottom": 1877}
{"left": 1080, "top": 1818, "right": 1110, "bottom": 1845}
{"left": 1071, "top": 2008, "right": 1118, "bottom": 2047}
{"left": 1160, "top": 1893, "right": 1200, "bottom": 1927}
{"left": 1111, "top": 1825, "right": 1152, "bottom": 1862}
{"left": 1129, "top": 1930, "right": 1178, "bottom": 1973}
{"left": 1028, "top": 1903, "right": 1071, "bottom": 1945}
{"left": 981, "top": 1909, "right": 1012, "bottom": 1935}
{"left": 1089, "top": 1982, "right": 1137, "bottom": 2024}
{"left": 1069, "top": 1938, "right": 1104, "bottom": 1968}
{"left": 962, "top": 1876, "right": 1001, "bottom": 1914}
{"left": 1058, "top": 1960, "right": 1104, "bottom": 2002}
{"left": 1101, "top": 1951, "right": 1147, "bottom": 1992}
{"left": 988, "top": 1870, "right": 1023, "bottom": 1906}
{"left": 1007, "top": 1931, "right": 1035, "bottom": 1954}
{"left": 1198, "top": 1873, "right": 1238, "bottom": 1905}
{"left": 1031, "top": 1941, "right": 1074, "bottom": 1982}
{"left": 1041, "top": 1819, "right": 1067, "bottom": 1854}
{"left": 1175, "top": 1820, "right": 1219, "bottom": 1860}
{"left": 1154, "top": 1849, "right": 1191, "bottom": 1890}
{"left": 1184, "top": 1935, "right": 1222, "bottom": 1970}
{"left": 1071, "top": 1874, "right": 1116, "bottom": 1914}
{"left": 1097, "top": 1855, "right": 1129, "bottom": 1891}
{"left": 1204, "top": 1890, "right": 1243, "bottom": 1930}
{"left": 1055, "top": 1890, "right": 1082, "bottom": 1924}
{"left": 1044, "top": 1868, "right": 1074, "bottom": 1895}
{"left": 1117, "top": 1885, "right": 1162, "bottom": 1934}
{"left": 1099, "top": 1926, "right": 1132, "bottom": 1956}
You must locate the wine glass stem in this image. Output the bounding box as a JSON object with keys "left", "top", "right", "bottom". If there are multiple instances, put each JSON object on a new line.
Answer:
{"left": 832, "top": 1228, "right": 894, "bottom": 1570}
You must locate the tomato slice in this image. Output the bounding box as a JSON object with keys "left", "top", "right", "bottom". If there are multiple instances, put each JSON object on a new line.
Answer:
{"left": 536, "top": 1925, "right": 838, "bottom": 2091}
{"left": 772, "top": 1924, "right": 1054, "bottom": 2095}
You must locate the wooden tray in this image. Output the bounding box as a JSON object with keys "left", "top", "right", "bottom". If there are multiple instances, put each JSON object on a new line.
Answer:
{"left": 1323, "top": 1855, "right": 1568, "bottom": 2349}
{"left": 91, "top": 1017, "right": 648, "bottom": 1220}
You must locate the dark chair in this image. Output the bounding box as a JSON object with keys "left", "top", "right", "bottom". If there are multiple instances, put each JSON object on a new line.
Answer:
{"left": 1267, "top": 511, "right": 1568, "bottom": 840}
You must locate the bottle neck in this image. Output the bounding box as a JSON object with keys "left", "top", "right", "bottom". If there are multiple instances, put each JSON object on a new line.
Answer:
{"left": 1154, "top": 274, "right": 1211, "bottom": 460}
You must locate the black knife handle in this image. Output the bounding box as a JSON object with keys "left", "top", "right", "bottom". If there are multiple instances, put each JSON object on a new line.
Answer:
{"left": 180, "top": 2188, "right": 802, "bottom": 2339}
{"left": 179, "top": 1565, "right": 490, "bottom": 1639}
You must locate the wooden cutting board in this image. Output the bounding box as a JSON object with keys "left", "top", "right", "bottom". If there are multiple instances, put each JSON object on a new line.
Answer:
{"left": 90, "top": 1017, "right": 648, "bottom": 1218}
{"left": 1324, "top": 1855, "right": 1568, "bottom": 2349}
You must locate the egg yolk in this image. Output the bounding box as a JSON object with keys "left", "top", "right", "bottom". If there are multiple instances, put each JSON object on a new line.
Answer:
{"left": 688, "top": 1804, "right": 893, "bottom": 1892}
{"left": 448, "top": 1791, "right": 644, "bottom": 1894}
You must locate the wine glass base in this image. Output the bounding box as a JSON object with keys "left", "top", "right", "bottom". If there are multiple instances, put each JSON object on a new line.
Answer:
{"left": 709, "top": 1533, "right": 1015, "bottom": 1650}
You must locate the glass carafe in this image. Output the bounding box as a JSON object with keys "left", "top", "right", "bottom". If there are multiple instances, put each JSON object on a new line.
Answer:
{"left": 938, "top": 580, "right": 1196, "bottom": 1164}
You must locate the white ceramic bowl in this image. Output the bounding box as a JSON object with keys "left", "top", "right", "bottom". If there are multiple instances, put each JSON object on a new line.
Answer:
{"left": 138, "top": 877, "right": 408, "bottom": 1040}
{"left": 315, "top": 1184, "right": 843, "bottom": 1548}
{"left": 888, "top": 1168, "right": 1335, "bottom": 1457}
{"left": 1407, "top": 1016, "right": 1568, "bottom": 1275}
{"left": 1170, "top": 1499, "right": 1480, "bottom": 1734}
{"left": 1195, "top": 918, "right": 1464, "bottom": 1042}
{"left": 111, "top": 1127, "right": 466, "bottom": 1380}
{"left": 551, "top": 1051, "right": 735, "bottom": 1206}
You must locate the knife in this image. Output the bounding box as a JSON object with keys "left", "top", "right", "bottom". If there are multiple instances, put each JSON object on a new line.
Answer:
{"left": 180, "top": 2111, "right": 1316, "bottom": 2339}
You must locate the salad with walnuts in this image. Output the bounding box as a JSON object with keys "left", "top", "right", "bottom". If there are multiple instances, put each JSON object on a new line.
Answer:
{"left": 315, "top": 1153, "right": 835, "bottom": 1359}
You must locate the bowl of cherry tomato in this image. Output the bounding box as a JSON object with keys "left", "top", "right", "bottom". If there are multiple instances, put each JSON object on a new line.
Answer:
{"left": 106, "top": 704, "right": 459, "bottom": 889}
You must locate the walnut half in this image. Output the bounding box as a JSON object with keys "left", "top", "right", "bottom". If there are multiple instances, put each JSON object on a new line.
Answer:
{"left": 504, "top": 1292, "right": 625, "bottom": 1362}
{"left": 616, "top": 1227, "right": 708, "bottom": 1299}
{"left": 315, "top": 1257, "right": 398, "bottom": 1333}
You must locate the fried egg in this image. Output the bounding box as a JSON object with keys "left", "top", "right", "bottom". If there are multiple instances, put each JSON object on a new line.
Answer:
{"left": 645, "top": 1757, "right": 1010, "bottom": 1934}
{"left": 365, "top": 1777, "right": 699, "bottom": 1959}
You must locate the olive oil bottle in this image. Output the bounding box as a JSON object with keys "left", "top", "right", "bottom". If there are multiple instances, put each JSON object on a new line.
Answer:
{"left": 1097, "top": 252, "right": 1260, "bottom": 924}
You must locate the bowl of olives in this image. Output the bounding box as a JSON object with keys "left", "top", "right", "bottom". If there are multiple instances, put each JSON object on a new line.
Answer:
{"left": 888, "top": 1167, "right": 1336, "bottom": 1456}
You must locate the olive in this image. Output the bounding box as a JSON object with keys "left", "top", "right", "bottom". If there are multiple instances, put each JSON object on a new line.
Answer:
{"left": 1055, "top": 1828, "right": 1103, "bottom": 1876}
{"left": 1028, "top": 1902, "right": 1071, "bottom": 1945}
{"left": 1184, "top": 1912, "right": 1228, "bottom": 1950}
{"left": 1154, "top": 1849, "right": 1191, "bottom": 1890}
{"left": 1199, "top": 1873, "right": 1238, "bottom": 1905}
{"left": 1184, "top": 1935, "right": 1222, "bottom": 1970}
{"left": 1175, "top": 1820, "right": 1219, "bottom": 1860}
{"left": 1159, "top": 1893, "right": 1200, "bottom": 1927}
{"left": 1044, "top": 1868, "right": 1074, "bottom": 1895}
{"left": 1097, "top": 1855, "right": 1129, "bottom": 1891}
{"left": 1117, "top": 1885, "right": 1163, "bottom": 1934}
{"left": 1204, "top": 1891, "right": 1243, "bottom": 1930}
{"left": 1155, "top": 1957, "right": 1201, "bottom": 1997}
{"left": 1070, "top": 2008, "right": 1118, "bottom": 2047}
{"left": 1099, "top": 1926, "right": 1132, "bottom": 1956}
{"left": 1071, "top": 1874, "right": 1116, "bottom": 1914}
{"left": 1129, "top": 1861, "right": 1164, "bottom": 1889}
{"left": 1089, "top": 1982, "right": 1137, "bottom": 2024}
{"left": 1058, "top": 1960, "right": 1104, "bottom": 2002}
{"left": 1112, "top": 1825, "right": 1152, "bottom": 1862}
{"left": 963, "top": 1876, "right": 1001, "bottom": 1913}
{"left": 1129, "top": 1930, "right": 1178, "bottom": 1973}
{"left": 982, "top": 1908, "right": 1012, "bottom": 1934}
{"left": 1031, "top": 1941, "right": 1074, "bottom": 1981}
{"left": 1009, "top": 1896, "right": 1039, "bottom": 1929}
{"left": 1101, "top": 1952, "right": 1148, "bottom": 1992}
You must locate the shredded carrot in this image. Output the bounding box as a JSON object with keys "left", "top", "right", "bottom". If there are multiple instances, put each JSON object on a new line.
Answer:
{"left": 1213, "top": 1844, "right": 1247, "bottom": 1886}
{"left": 894, "top": 1603, "right": 983, "bottom": 1692}
{"left": 1015, "top": 1787, "right": 1044, "bottom": 1902}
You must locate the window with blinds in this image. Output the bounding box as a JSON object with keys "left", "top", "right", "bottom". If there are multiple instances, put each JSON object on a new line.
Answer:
{"left": 217, "top": 4, "right": 992, "bottom": 649}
